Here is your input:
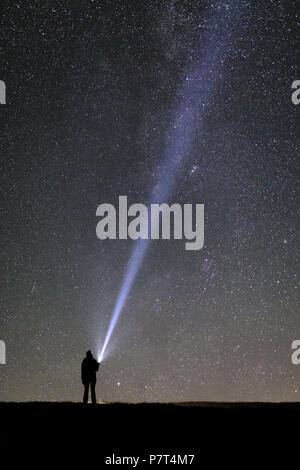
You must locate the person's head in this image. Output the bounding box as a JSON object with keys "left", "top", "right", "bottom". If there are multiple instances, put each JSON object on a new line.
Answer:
{"left": 86, "top": 350, "right": 93, "bottom": 359}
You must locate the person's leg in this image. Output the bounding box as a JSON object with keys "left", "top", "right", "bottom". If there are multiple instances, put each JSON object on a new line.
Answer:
{"left": 91, "top": 380, "right": 96, "bottom": 404}
{"left": 83, "top": 382, "right": 89, "bottom": 404}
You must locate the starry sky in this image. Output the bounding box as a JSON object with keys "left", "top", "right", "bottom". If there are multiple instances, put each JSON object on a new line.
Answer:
{"left": 0, "top": 0, "right": 299, "bottom": 402}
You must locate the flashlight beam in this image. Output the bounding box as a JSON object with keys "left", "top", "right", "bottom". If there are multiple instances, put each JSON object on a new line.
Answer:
{"left": 99, "top": 1, "right": 244, "bottom": 362}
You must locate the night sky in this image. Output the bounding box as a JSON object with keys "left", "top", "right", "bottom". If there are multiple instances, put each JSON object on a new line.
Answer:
{"left": 0, "top": 0, "right": 299, "bottom": 402}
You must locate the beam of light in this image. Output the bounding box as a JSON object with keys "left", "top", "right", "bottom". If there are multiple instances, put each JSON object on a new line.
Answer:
{"left": 98, "top": 1, "right": 244, "bottom": 362}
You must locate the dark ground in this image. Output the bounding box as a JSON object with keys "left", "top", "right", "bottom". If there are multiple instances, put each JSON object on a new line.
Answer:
{"left": 1, "top": 401, "right": 299, "bottom": 466}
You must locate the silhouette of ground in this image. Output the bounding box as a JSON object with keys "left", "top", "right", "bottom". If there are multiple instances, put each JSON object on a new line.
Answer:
{"left": 1, "top": 401, "right": 299, "bottom": 467}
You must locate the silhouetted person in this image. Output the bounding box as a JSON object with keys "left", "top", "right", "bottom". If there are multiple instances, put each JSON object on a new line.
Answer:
{"left": 81, "top": 350, "right": 99, "bottom": 404}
